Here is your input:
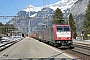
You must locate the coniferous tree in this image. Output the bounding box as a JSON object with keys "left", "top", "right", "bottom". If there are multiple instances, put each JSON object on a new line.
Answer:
{"left": 69, "top": 13, "right": 77, "bottom": 39}
{"left": 83, "top": 1, "right": 90, "bottom": 39}
{"left": 51, "top": 8, "right": 65, "bottom": 24}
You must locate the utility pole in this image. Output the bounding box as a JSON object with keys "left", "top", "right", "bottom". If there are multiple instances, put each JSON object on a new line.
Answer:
{"left": 47, "top": 7, "right": 49, "bottom": 27}
{"left": 28, "top": 5, "right": 31, "bottom": 38}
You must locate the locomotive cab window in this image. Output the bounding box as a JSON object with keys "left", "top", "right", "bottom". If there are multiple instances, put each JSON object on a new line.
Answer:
{"left": 56, "top": 26, "right": 63, "bottom": 32}
{"left": 64, "top": 26, "right": 70, "bottom": 31}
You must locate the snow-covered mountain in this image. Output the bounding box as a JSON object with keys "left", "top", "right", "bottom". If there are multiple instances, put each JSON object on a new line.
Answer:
{"left": 24, "top": 0, "right": 78, "bottom": 11}
{"left": 23, "top": 5, "right": 42, "bottom": 12}
{"left": 23, "top": 0, "right": 78, "bottom": 17}
{"left": 7, "top": 0, "right": 89, "bottom": 33}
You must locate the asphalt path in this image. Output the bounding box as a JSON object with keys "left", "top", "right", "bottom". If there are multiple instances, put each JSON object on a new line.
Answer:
{"left": 0, "top": 38, "right": 75, "bottom": 59}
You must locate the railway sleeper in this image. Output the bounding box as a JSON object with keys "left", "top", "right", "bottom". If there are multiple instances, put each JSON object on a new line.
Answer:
{"left": 0, "top": 41, "right": 19, "bottom": 52}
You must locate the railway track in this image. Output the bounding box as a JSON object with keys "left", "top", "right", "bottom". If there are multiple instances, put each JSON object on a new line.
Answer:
{"left": 59, "top": 42, "right": 90, "bottom": 60}
{"left": 0, "top": 38, "right": 23, "bottom": 52}
{"left": 37, "top": 39, "right": 90, "bottom": 60}
{"left": 0, "top": 41, "right": 18, "bottom": 51}
{"left": 62, "top": 49, "right": 90, "bottom": 60}
{"left": 72, "top": 44, "right": 90, "bottom": 55}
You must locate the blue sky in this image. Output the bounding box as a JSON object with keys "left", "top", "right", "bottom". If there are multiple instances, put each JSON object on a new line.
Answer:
{"left": 0, "top": 0, "right": 60, "bottom": 23}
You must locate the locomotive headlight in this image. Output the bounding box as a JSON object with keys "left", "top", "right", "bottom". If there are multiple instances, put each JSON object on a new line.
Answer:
{"left": 56, "top": 41, "right": 60, "bottom": 43}
{"left": 68, "top": 38, "right": 71, "bottom": 39}
{"left": 68, "top": 41, "right": 71, "bottom": 43}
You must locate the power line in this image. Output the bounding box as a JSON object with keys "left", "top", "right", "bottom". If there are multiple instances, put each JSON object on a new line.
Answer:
{"left": 0, "top": 16, "right": 50, "bottom": 20}
{"left": 45, "top": 0, "right": 46, "bottom": 5}
{"left": 43, "top": 0, "right": 50, "bottom": 8}
{"left": 47, "top": 0, "right": 50, "bottom": 5}
{"left": 43, "top": 0, "right": 46, "bottom": 6}
{"left": 0, "top": 12, "right": 4, "bottom": 16}
{"left": 11, "top": 0, "right": 18, "bottom": 11}
{"left": 43, "top": 0, "right": 50, "bottom": 6}
{"left": 0, "top": 4, "right": 8, "bottom": 14}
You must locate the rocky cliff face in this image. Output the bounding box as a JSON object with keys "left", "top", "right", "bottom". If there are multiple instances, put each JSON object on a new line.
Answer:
{"left": 71, "top": 0, "right": 89, "bottom": 16}
{"left": 70, "top": 0, "right": 89, "bottom": 31}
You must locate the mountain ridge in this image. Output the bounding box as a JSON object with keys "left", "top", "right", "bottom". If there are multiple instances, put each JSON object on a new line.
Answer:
{"left": 23, "top": 0, "right": 78, "bottom": 16}
{"left": 7, "top": 0, "right": 89, "bottom": 33}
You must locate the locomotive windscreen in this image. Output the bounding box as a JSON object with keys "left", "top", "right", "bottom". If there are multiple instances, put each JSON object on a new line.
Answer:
{"left": 56, "top": 26, "right": 70, "bottom": 32}
{"left": 64, "top": 26, "right": 70, "bottom": 31}
{"left": 57, "top": 26, "right": 63, "bottom": 32}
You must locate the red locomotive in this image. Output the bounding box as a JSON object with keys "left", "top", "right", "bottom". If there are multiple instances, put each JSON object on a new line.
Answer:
{"left": 32, "top": 24, "right": 74, "bottom": 48}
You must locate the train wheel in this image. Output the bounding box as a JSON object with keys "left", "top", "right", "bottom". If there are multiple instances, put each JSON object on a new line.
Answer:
{"left": 69, "top": 45, "right": 74, "bottom": 49}
{"left": 50, "top": 42, "right": 53, "bottom": 46}
{"left": 54, "top": 44, "right": 59, "bottom": 48}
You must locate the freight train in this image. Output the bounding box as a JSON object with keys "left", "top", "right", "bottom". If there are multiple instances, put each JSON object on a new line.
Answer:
{"left": 31, "top": 24, "right": 74, "bottom": 48}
